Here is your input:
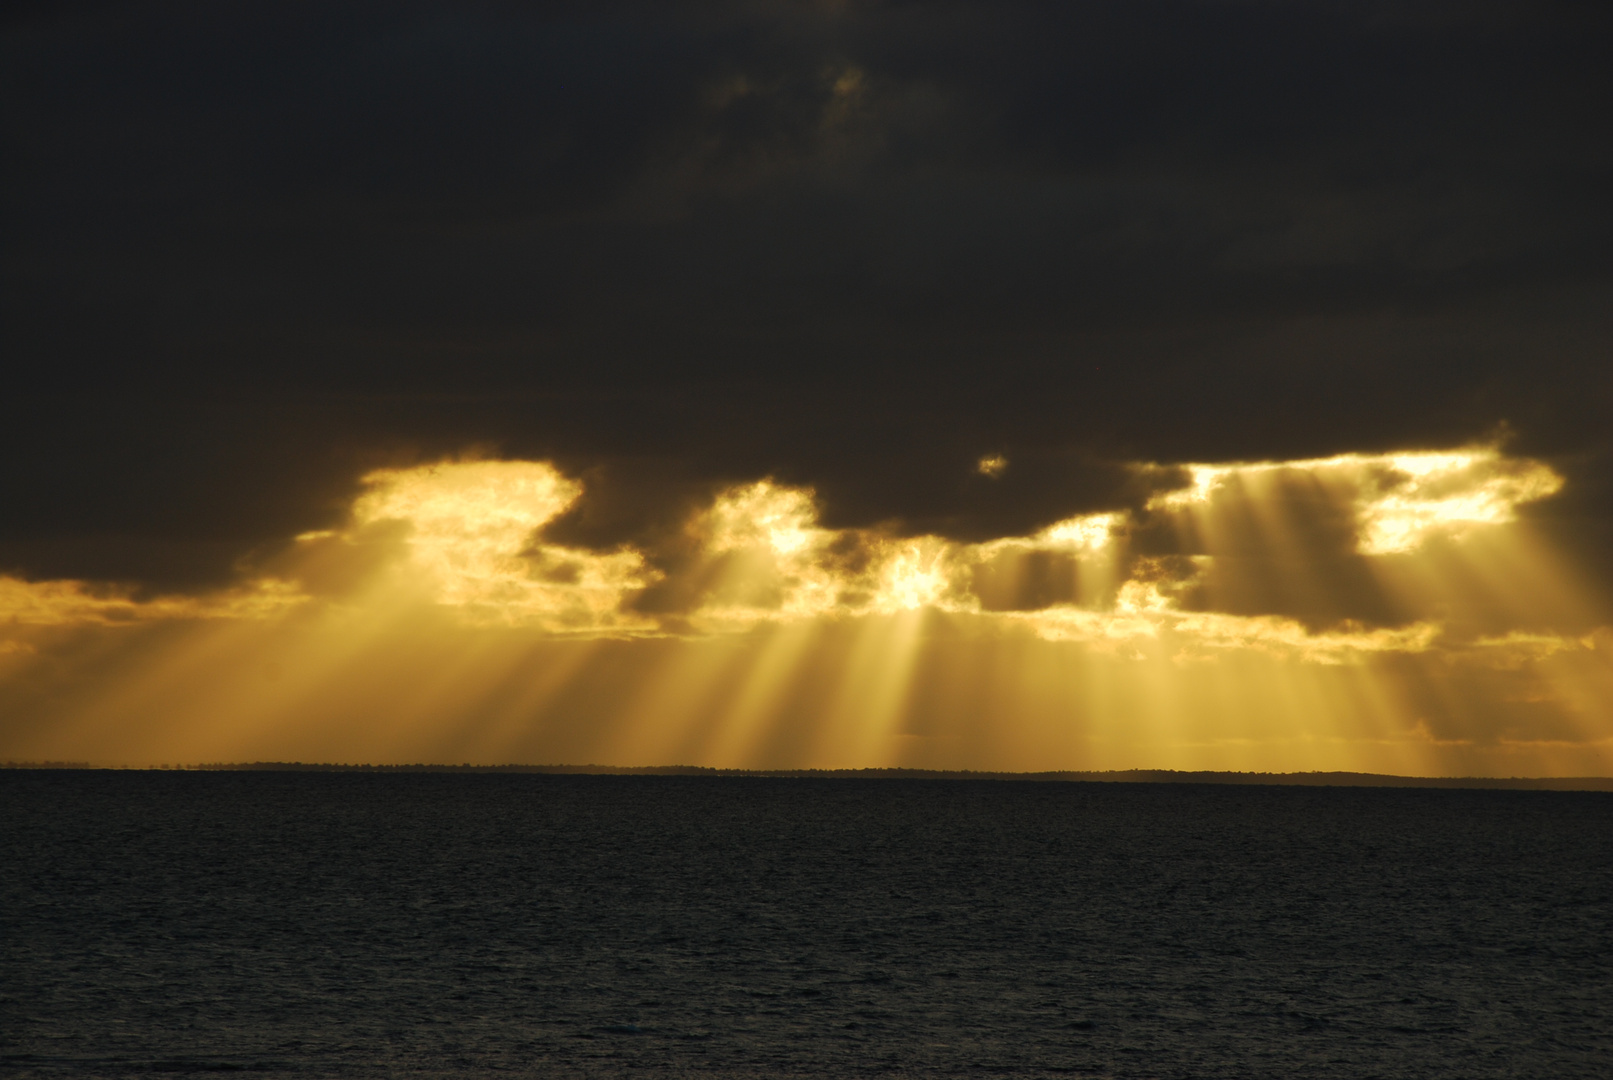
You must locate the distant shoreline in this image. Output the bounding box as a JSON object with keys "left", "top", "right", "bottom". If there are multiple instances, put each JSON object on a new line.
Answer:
{"left": 4, "top": 761, "right": 1611, "bottom": 791}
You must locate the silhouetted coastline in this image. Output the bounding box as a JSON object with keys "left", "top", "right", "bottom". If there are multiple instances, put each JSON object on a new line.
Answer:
{"left": 6, "top": 760, "right": 1610, "bottom": 791}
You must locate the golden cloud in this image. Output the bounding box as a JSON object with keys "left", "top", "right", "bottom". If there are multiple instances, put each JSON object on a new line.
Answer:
{"left": 0, "top": 446, "right": 1579, "bottom": 660}
{"left": 1150, "top": 447, "right": 1563, "bottom": 554}
{"left": 0, "top": 575, "right": 305, "bottom": 628}
{"left": 1, "top": 446, "right": 1607, "bottom": 776}
{"left": 341, "top": 461, "right": 659, "bottom": 633}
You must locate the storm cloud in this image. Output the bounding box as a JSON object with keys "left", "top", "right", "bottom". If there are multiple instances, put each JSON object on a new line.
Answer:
{"left": 4, "top": 0, "right": 1611, "bottom": 589}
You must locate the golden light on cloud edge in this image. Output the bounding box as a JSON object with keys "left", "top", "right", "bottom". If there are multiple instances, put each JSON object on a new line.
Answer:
{"left": 2, "top": 447, "right": 1609, "bottom": 776}
{"left": 1152, "top": 448, "right": 1564, "bottom": 555}
{"left": 346, "top": 460, "right": 659, "bottom": 633}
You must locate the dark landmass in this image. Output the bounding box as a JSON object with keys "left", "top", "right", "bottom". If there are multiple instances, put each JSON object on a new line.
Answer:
{"left": 7, "top": 761, "right": 1610, "bottom": 791}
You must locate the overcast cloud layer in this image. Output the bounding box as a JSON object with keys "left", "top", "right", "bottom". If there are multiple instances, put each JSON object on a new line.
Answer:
{"left": 4, "top": 0, "right": 1611, "bottom": 596}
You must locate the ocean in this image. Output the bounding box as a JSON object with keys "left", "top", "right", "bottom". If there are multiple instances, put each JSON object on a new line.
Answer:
{"left": 3, "top": 772, "right": 1610, "bottom": 1078}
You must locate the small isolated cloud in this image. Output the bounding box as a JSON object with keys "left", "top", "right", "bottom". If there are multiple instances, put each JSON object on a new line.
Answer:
{"left": 977, "top": 454, "right": 1008, "bottom": 478}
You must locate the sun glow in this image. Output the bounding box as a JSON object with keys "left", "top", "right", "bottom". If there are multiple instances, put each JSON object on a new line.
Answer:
{"left": 2, "top": 448, "right": 1608, "bottom": 775}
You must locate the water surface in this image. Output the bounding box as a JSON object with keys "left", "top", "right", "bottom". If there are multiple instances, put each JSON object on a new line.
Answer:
{"left": 3, "top": 772, "right": 1609, "bottom": 1077}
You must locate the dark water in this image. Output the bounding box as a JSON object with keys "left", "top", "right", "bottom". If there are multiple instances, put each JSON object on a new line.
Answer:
{"left": 3, "top": 773, "right": 1610, "bottom": 1078}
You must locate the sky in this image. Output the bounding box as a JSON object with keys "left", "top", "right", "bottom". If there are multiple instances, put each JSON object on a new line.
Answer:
{"left": 3, "top": 0, "right": 1611, "bottom": 772}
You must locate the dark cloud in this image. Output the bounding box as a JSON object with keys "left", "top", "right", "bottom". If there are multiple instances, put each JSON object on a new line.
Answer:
{"left": 3, "top": 0, "right": 1610, "bottom": 591}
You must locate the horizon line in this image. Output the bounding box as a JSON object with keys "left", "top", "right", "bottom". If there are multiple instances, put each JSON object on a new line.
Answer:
{"left": 4, "top": 761, "right": 1612, "bottom": 791}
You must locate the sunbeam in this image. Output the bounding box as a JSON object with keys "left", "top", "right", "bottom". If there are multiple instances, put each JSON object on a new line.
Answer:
{"left": 2, "top": 449, "right": 1609, "bottom": 774}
